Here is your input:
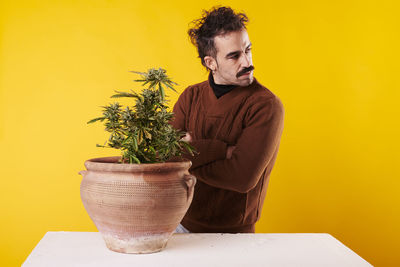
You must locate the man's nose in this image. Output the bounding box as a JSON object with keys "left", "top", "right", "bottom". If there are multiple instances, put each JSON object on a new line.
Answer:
{"left": 241, "top": 52, "right": 251, "bottom": 67}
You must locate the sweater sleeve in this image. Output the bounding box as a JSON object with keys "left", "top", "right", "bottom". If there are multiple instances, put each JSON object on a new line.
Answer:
{"left": 190, "top": 95, "right": 285, "bottom": 193}
{"left": 170, "top": 87, "right": 228, "bottom": 169}
{"left": 180, "top": 139, "right": 228, "bottom": 169}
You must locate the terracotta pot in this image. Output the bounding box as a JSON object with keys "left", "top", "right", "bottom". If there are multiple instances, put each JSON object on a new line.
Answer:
{"left": 79, "top": 156, "right": 196, "bottom": 254}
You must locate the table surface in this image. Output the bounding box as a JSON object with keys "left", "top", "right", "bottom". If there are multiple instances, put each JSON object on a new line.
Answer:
{"left": 22, "top": 232, "right": 372, "bottom": 267}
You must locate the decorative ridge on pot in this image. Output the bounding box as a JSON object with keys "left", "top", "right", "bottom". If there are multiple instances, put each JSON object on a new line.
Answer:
{"left": 84, "top": 156, "right": 192, "bottom": 173}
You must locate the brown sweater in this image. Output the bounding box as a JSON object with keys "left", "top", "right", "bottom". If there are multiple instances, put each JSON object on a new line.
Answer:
{"left": 170, "top": 76, "right": 285, "bottom": 233}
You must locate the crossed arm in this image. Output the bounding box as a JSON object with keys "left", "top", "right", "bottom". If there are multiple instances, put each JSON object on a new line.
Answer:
{"left": 181, "top": 132, "right": 236, "bottom": 160}
{"left": 170, "top": 88, "right": 284, "bottom": 194}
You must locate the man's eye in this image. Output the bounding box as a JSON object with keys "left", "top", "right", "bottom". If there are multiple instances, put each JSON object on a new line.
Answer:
{"left": 231, "top": 55, "right": 239, "bottom": 59}
{"left": 246, "top": 49, "right": 251, "bottom": 53}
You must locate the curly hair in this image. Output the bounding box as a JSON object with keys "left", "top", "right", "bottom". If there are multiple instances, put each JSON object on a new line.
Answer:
{"left": 188, "top": 6, "right": 249, "bottom": 71}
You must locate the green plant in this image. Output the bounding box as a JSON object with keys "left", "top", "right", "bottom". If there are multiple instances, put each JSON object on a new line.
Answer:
{"left": 87, "top": 67, "right": 196, "bottom": 164}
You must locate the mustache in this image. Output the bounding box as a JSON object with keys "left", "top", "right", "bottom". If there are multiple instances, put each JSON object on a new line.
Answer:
{"left": 236, "top": 65, "right": 255, "bottom": 78}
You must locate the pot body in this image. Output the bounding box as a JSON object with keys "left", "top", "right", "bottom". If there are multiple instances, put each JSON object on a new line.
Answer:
{"left": 79, "top": 156, "right": 196, "bottom": 254}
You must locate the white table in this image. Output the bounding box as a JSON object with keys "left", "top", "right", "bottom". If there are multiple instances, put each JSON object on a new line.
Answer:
{"left": 22, "top": 232, "right": 372, "bottom": 267}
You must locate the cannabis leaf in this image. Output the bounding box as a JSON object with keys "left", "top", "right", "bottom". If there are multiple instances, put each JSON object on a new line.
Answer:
{"left": 87, "top": 67, "right": 197, "bottom": 164}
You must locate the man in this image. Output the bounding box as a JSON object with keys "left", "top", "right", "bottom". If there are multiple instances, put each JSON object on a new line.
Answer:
{"left": 171, "top": 6, "right": 284, "bottom": 233}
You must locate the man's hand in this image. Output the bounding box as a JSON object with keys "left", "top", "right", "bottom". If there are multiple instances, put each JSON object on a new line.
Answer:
{"left": 181, "top": 132, "right": 193, "bottom": 143}
{"left": 226, "top": 145, "right": 236, "bottom": 159}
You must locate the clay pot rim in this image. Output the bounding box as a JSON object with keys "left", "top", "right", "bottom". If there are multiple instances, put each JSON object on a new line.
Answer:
{"left": 84, "top": 156, "right": 192, "bottom": 173}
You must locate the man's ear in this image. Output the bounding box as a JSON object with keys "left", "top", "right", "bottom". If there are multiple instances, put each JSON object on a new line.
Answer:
{"left": 204, "top": 56, "right": 216, "bottom": 71}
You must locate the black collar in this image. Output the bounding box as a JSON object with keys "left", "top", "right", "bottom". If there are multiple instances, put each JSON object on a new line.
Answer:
{"left": 208, "top": 72, "right": 236, "bottom": 99}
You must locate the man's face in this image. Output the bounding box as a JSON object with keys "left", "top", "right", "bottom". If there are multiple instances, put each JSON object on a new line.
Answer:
{"left": 205, "top": 28, "right": 254, "bottom": 86}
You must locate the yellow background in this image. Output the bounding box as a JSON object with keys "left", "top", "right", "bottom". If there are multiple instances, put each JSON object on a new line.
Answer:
{"left": 1, "top": 0, "right": 399, "bottom": 266}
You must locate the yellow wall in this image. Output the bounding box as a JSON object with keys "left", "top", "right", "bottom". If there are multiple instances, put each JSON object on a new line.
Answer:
{"left": 1, "top": 0, "right": 399, "bottom": 266}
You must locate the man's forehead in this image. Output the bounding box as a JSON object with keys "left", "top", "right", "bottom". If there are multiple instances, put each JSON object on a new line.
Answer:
{"left": 214, "top": 30, "right": 251, "bottom": 53}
